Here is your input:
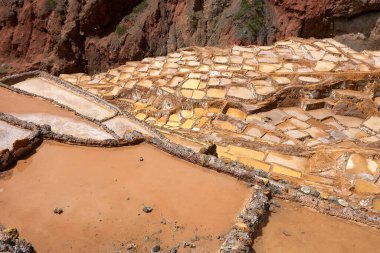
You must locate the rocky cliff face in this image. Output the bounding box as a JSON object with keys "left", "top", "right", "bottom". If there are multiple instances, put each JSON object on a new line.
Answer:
{"left": 1, "top": 0, "right": 380, "bottom": 76}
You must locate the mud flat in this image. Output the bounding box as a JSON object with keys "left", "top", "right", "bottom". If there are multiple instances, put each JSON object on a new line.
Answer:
{"left": 0, "top": 141, "right": 251, "bottom": 252}
{"left": 253, "top": 199, "right": 380, "bottom": 253}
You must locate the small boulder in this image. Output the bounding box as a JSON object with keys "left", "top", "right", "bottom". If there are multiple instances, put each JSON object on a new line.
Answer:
{"left": 143, "top": 206, "right": 153, "bottom": 213}
{"left": 151, "top": 244, "right": 160, "bottom": 252}
{"left": 53, "top": 207, "right": 64, "bottom": 215}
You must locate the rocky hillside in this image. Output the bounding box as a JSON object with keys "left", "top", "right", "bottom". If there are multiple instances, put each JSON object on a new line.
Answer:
{"left": 1, "top": 0, "right": 380, "bottom": 76}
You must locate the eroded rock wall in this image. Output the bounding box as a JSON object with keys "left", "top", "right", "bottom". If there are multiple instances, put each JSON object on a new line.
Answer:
{"left": 1, "top": 0, "right": 380, "bottom": 76}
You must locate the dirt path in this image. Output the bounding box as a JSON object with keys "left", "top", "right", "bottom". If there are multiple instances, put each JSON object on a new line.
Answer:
{"left": 0, "top": 141, "right": 251, "bottom": 252}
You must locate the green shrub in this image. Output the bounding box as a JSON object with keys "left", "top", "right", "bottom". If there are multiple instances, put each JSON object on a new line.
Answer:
{"left": 236, "top": 0, "right": 264, "bottom": 36}
{"left": 45, "top": 0, "right": 57, "bottom": 12}
{"left": 133, "top": 0, "right": 148, "bottom": 14}
{"left": 189, "top": 13, "right": 199, "bottom": 30}
{"left": 123, "top": 0, "right": 148, "bottom": 22}
{"left": 115, "top": 25, "right": 127, "bottom": 36}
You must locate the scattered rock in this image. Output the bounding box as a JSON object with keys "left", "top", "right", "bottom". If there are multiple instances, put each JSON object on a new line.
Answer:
{"left": 3, "top": 227, "right": 19, "bottom": 240}
{"left": 0, "top": 227, "right": 36, "bottom": 253}
{"left": 309, "top": 188, "right": 320, "bottom": 198}
{"left": 269, "top": 205, "right": 277, "bottom": 213}
{"left": 269, "top": 199, "right": 281, "bottom": 208}
{"left": 53, "top": 207, "right": 64, "bottom": 215}
{"left": 217, "top": 235, "right": 225, "bottom": 241}
{"left": 359, "top": 198, "right": 372, "bottom": 207}
{"left": 169, "top": 247, "right": 178, "bottom": 253}
{"left": 300, "top": 186, "right": 311, "bottom": 194}
{"left": 126, "top": 242, "right": 137, "bottom": 251}
{"left": 182, "top": 241, "right": 196, "bottom": 248}
{"left": 328, "top": 196, "right": 338, "bottom": 203}
{"left": 338, "top": 199, "right": 349, "bottom": 207}
{"left": 282, "top": 230, "right": 291, "bottom": 236}
{"left": 143, "top": 205, "right": 153, "bottom": 213}
{"left": 139, "top": 157, "right": 144, "bottom": 162}
{"left": 151, "top": 244, "right": 160, "bottom": 252}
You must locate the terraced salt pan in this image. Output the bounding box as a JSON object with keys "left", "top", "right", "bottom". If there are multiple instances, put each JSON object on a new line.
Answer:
{"left": 0, "top": 120, "right": 31, "bottom": 150}
{"left": 13, "top": 77, "right": 116, "bottom": 121}
{"left": 104, "top": 116, "right": 153, "bottom": 137}
{"left": 253, "top": 199, "right": 380, "bottom": 253}
{"left": 0, "top": 87, "right": 114, "bottom": 141}
{"left": 10, "top": 113, "right": 113, "bottom": 141}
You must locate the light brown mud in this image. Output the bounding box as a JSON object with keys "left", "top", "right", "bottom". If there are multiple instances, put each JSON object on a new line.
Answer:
{"left": 0, "top": 87, "right": 80, "bottom": 120}
{"left": 253, "top": 199, "right": 380, "bottom": 253}
{"left": 0, "top": 141, "right": 251, "bottom": 252}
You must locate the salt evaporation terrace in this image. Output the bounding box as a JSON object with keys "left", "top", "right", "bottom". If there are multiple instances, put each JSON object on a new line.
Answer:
{"left": 0, "top": 38, "right": 380, "bottom": 252}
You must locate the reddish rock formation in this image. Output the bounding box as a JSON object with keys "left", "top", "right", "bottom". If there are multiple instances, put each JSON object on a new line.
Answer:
{"left": 0, "top": 0, "right": 380, "bottom": 76}
{"left": 266, "top": 0, "right": 380, "bottom": 49}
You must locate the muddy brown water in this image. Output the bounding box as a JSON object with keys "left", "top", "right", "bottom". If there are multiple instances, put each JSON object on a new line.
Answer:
{"left": 0, "top": 141, "right": 251, "bottom": 252}
{"left": 253, "top": 199, "right": 380, "bottom": 253}
{"left": 0, "top": 86, "right": 81, "bottom": 119}
{"left": 0, "top": 87, "right": 112, "bottom": 139}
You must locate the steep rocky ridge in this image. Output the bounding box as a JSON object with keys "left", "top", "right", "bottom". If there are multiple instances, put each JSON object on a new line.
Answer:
{"left": 1, "top": 0, "right": 380, "bottom": 76}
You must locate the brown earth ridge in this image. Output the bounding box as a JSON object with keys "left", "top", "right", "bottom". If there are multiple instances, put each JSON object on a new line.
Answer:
{"left": 1, "top": 0, "right": 380, "bottom": 76}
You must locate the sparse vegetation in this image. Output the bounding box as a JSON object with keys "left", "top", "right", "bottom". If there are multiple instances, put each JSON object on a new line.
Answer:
{"left": 115, "top": 25, "right": 127, "bottom": 36}
{"left": 17, "top": 0, "right": 24, "bottom": 7}
{"left": 0, "top": 69, "right": 7, "bottom": 75}
{"left": 133, "top": 0, "right": 148, "bottom": 14}
{"left": 0, "top": 63, "right": 10, "bottom": 75}
{"left": 123, "top": 0, "right": 149, "bottom": 21}
{"left": 189, "top": 12, "right": 199, "bottom": 30}
{"left": 236, "top": 0, "right": 264, "bottom": 36}
{"left": 44, "top": 0, "right": 57, "bottom": 13}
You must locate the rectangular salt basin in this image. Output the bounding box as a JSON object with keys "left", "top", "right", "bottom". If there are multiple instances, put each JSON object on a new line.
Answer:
{"left": 13, "top": 77, "right": 116, "bottom": 121}
{"left": 253, "top": 199, "right": 380, "bottom": 253}
{"left": 0, "top": 141, "right": 251, "bottom": 252}
{"left": 0, "top": 87, "right": 114, "bottom": 140}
